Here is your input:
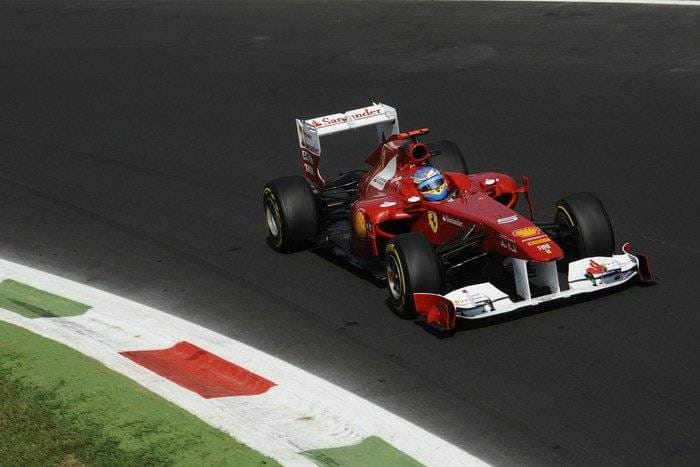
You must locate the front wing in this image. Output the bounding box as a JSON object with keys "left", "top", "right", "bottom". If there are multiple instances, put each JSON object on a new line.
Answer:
{"left": 414, "top": 245, "right": 654, "bottom": 331}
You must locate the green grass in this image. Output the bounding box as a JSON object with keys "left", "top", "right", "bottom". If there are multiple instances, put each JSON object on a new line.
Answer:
{"left": 0, "top": 279, "right": 90, "bottom": 318}
{"left": 0, "top": 320, "right": 277, "bottom": 466}
{"left": 304, "top": 436, "right": 423, "bottom": 467}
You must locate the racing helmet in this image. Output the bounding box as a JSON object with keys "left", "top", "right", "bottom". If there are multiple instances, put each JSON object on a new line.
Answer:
{"left": 413, "top": 166, "right": 448, "bottom": 201}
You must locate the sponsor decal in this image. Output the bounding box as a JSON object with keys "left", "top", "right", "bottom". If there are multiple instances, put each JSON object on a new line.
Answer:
{"left": 379, "top": 201, "right": 397, "bottom": 208}
{"left": 353, "top": 211, "right": 368, "bottom": 238}
{"left": 371, "top": 176, "right": 390, "bottom": 189}
{"left": 348, "top": 106, "right": 383, "bottom": 121}
{"left": 303, "top": 163, "right": 314, "bottom": 174}
{"left": 537, "top": 243, "right": 553, "bottom": 254}
{"left": 497, "top": 215, "right": 518, "bottom": 224}
{"left": 526, "top": 236, "right": 552, "bottom": 246}
{"left": 451, "top": 289, "right": 489, "bottom": 308}
{"left": 484, "top": 178, "right": 499, "bottom": 186}
{"left": 451, "top": 289, "right": 469, "bottom": 306}
{"left": 428, "top": 211, "right": 439, "bottom": 234}
{"left": 302, "top": 136, "right": 319, "bottom": 154}
{"left": 500, "top": 238, "right": 517, "bottom": 254}
{"left": 513, "top": 226, "right": 541, "bottom": 238}
{"left": 310, "top": 115, "right": 346, "bottom": 128}
{"left": 309, "top": 107, "right": 384, "bottom": 128}
{"left": 302, "top": 141, "right": 319, "bottom": 155}
{"left": 301, "top": 150, "right": 314, "bottom": 163}
{"left": 302, "top": 127, "right": 315, "bottom": 140}
{"left": 297, "top": 121, "right": 320, "bottom": 154}
{"left": 369, "top": 156, "right": 397, "bottom": 190}
{"left": 407, "top": 196, "right": 421, "bottom": 203}
{"left": 441, "top": 214, "right": 464, "bottom": 228}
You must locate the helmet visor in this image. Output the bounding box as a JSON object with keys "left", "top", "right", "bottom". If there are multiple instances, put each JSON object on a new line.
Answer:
{"left": 417, "top": 175, "right": 445, "bottom": 193}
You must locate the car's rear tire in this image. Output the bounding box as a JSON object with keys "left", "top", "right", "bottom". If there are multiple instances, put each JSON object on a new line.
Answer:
{"left": 555, "top": 192, "right": 615, "bottom": 259}
{"left": 385, "top": 233, "right": 442, "bottom": 318}
{"left": 263, "top": 176, "right": 320, "bottom": 252}
{"left": 426, "top": 140, "right": 468, "bottom": 174}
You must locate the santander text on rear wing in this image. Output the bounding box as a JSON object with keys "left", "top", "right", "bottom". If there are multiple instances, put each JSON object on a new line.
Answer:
{"left": 296, "top": 103, "right": 399, "bottom": 190}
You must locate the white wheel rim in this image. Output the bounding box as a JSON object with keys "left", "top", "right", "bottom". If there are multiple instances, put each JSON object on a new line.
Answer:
{"left": 265, "top": 203, "right": 280, "bottom": 237}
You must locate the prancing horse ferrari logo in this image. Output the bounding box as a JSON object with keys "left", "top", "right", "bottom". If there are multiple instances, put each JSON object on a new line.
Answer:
{"left": 428, "top": 211, "right": 439, "bottom": 234}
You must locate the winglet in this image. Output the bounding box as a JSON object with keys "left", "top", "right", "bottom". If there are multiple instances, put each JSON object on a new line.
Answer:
{"left": 414, "top": 293, "right": 456, "bottom": 331}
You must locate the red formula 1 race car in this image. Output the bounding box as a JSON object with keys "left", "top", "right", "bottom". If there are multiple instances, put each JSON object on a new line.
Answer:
{"left": 263, "top": 103, "right": 654, "bottom": 330}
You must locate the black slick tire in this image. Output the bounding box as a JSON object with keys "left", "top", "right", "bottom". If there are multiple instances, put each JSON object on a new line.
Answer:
{"left": 555, "top": 192, "right": 615, "bottom": 259}
{"left": 263, "top": 176, "right": 320, "bottom": 253}
{"left": 385, "top": 233, "right": 442, "bottom": 318}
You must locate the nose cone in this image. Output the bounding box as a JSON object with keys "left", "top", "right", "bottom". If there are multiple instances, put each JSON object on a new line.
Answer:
{"left": 512, "top": 227, "right": 564, "bottom": 261}
{"left": 463, "top": 194, "right": 565, "bottom": 261}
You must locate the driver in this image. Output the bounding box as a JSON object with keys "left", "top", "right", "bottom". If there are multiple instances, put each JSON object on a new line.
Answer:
{"left": 412, "top": 166, "right": 449, "bottom": 201}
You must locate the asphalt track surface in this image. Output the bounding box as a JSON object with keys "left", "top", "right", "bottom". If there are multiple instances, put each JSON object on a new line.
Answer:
{"left": 1, "top": 1, "right": 698, "bottom": 465}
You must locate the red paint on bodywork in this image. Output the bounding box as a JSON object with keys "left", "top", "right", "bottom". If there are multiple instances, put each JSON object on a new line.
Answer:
{"left": 414, "top": 293, "right": 457, "bottom": 330}
{"left": 636, "top": 253, "right": 656, "bottom": 283}
{"left": 348, "top": 132, "right": 564, "bottom": 261}
{"left": 121, "top": 341, "right": 275, "bottom": 398}
{"left": 586, "top": 259, "right": 607, "bottom": 276}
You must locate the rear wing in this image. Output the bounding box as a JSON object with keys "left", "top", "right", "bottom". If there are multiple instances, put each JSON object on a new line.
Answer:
{"left": 295, "top": 103, "right": 399, "bottom": 190}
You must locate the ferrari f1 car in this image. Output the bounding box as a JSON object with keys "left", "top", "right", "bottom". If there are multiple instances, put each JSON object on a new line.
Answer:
{"left": 263, "top": 103, "right": 653, "bottom": 330}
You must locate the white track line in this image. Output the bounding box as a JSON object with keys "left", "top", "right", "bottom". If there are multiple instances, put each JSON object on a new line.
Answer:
{"left": 0, "top": 257, "right": 487, "bottom": 466}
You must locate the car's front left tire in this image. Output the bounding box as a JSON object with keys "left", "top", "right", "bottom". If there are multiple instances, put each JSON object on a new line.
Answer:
{"left": 385, "top": 233, "right": 443, "bottom": 318}
{"left": 263, "top": 176, "right": 320, "bottom": 252}
{"left": 555, "top": 192, "right": 615, "bottom": 259}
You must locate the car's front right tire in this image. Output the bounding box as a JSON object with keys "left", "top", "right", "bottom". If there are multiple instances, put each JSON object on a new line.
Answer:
{"left": 385, "top": 233, "right": 443, "bottom": 318}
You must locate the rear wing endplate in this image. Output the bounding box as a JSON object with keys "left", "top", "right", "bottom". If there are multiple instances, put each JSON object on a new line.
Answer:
{"left": 295, "top": 103, "right": 399, "bottom": 190}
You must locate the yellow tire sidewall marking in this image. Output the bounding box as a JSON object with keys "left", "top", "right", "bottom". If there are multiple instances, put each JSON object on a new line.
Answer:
{"left": 556, "top": 204, "right": 575, "bottom": 226}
